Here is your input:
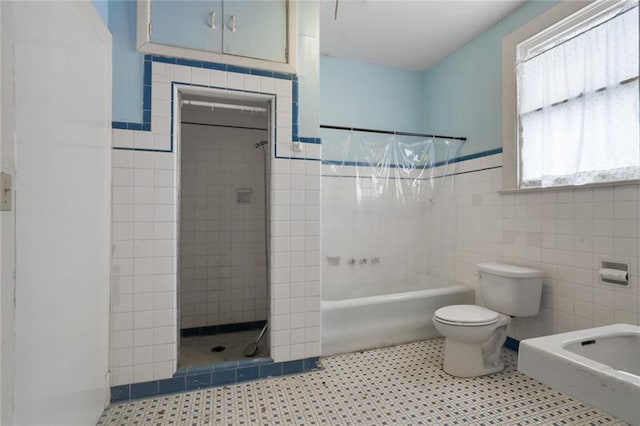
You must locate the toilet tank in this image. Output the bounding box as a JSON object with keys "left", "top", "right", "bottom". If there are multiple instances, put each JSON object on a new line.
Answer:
{"left": 477, "top": 263, "right": 544, "bottom": 317}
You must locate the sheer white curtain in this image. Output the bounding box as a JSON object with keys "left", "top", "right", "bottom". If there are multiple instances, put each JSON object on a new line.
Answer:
{"left": 517, "top": 3, "right": 639, "bottom": 188}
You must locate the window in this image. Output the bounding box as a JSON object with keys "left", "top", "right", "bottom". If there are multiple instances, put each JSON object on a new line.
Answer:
{"left": 502, "top": 0, "right": 639, "bottom": 190}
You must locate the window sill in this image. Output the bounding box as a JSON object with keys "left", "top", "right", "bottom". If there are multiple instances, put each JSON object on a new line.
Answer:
{"left": 498, "top": 178, "right": 640, "bottom": 194}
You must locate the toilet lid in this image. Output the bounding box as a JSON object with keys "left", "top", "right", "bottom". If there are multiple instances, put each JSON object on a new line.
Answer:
{"left": 434, "top": 305, "right": 500, "bottom": 326}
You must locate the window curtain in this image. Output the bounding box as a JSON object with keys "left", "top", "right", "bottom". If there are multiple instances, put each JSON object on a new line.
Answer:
{"left": 517, "top": 4, "right": 639, "bottom": 188}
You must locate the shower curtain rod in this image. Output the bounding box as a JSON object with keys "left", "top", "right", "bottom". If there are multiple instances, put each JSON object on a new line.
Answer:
{"left": 181, "top": 121, "right": 268, "bottom": 132}
{"left": 320, "top": 124, "right": 467, "bottom": 141}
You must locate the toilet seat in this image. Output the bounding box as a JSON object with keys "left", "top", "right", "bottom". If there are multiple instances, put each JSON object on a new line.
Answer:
{"left": 434, "top": 305, "right": 500, "bottom": 327}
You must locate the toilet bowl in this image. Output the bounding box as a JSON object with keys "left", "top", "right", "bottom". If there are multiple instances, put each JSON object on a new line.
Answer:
{"left": 433, "top": 305, "right": 511, "bottom": 377}
{"left": 433, "top": 263, "right": 544, "bottom": 378}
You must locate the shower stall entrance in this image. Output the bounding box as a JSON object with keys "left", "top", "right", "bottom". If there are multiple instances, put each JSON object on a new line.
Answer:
{"left": 177, "top": 90, "right": 271, "bottom": 368}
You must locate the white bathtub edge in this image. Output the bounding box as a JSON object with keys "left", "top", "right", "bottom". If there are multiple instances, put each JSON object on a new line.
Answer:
{"left": 321, "top": 284, "right": 475, "bottom": 357}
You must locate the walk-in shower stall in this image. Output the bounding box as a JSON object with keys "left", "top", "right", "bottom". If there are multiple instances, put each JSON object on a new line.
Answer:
{"left": 178, "top": 95, "right": 270, "bottom": 367}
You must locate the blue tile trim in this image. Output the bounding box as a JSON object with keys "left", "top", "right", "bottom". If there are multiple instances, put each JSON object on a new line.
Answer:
{"left": 282, "top": 359, "right": 304, "bottom": 375}
{"left": 130, "top": 381, "right": 158, "bottom": 399}
{"left": 237, "top": 366, "right": 260, "bottom": 382}
{"left": 298, "top": 137, "right": 321, "bottom": 144}
{"left": 504, "top": 336, "right": 520, "bottom": 352}
{"left": 212, "top": 369, "right": 237, "bottom": 386}
{"left": 177, "top": 58, "right": 203, "bottom": 68}
{"left": 177, "top": 364, "right": 212, "bottom": 377}
{"left": 453, "top": 147, "right": 503, "bottom": 163}
{"left": 185, "top": 373, "right": 211, "bottom": 391}
{"left": 259, "top": 362, "right": 282, "bottom": 378}
{"left": 110, "top": 385, "right": 130, "bottom": 403}
{"left": 113, "top": 54, "right": 320, "bottom": 156}
{"left": 152, "top": 55, "right": 177, "bottom": 64}
{"left": 213, "top": 360, "right": 239, "bottom": 372}
{"left": 303, "top": 356, "right": 320, "bottom": 370}
{"left": 273, "top": 71, "right": 293, "bottom": 80}
{"left": 158, "top": 376, "right": 186, "bottom": 395}
{"left": 180, "top": 320, "right": 266, "bottom": 337}
{"left": 322, "top": 148, "right": 502, "bottom": 170}
{"left": 111, "top": 356, "right": 320, "bottom": 403}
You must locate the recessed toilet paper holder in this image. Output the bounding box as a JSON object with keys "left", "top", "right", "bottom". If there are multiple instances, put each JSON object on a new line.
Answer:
{"left": 599, "top": 261, "right": 629, "bottom": 286}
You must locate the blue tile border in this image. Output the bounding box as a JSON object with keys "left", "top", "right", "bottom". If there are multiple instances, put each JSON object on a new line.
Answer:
{"left": 110, "top": 356, "right": 321, "bottom": 403}
{"left": 237, "top": 365, "right": 260, "bottom": 382}
{"left": 158, "top": 376, "right": 186, "bottom": 394}
{"left": 322, "top": 148, "right": 503, "bottom": 171}
{"left": 259, "top": 362, "right": 283, "bottom": 379}
{"left": 130, "top": 381, "right": 158, "bottom": 399}
{"left": 504, "top": 336, "right": 520, "bottom": 352}
{"left": 112, "top": 54, "right": 320, "bottom": 154}
{"left": 185, "top": 373, "right": 211, "bottom": 391}
{"left": 181, "top": 320, "right": 266, "bottom": 338}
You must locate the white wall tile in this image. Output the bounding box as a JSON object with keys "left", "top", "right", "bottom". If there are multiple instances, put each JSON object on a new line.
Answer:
{"left": 110, "top": 66, "right": 320, "bottom": 386}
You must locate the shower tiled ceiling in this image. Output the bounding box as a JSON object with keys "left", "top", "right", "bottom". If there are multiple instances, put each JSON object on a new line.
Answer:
{"left": 320, "top": 0, "right": 528, "bottom": 71}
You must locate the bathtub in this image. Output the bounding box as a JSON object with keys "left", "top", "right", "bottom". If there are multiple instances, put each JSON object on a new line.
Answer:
{"left": 321, "top": 277, "right": 474, "bottom": 356}
{"left": 519, "top": 324, "right": 640, "bottom": 425}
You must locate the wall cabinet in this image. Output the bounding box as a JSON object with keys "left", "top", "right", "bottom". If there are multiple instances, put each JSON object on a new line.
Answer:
{"left": 138, "top": 0, "right": 295, "bottom": 73}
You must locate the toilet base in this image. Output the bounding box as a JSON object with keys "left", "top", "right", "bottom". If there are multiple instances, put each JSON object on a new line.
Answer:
{"left": 441, "top": 327, "right": 508, "bottom": 377}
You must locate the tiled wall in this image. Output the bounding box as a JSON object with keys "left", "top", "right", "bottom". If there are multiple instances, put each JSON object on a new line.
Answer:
{"left": 430, "top": 153, "right": 640, "bottom": 340}
{"left": 179, "top": 115, "right": 268, "bottom": 328}
{"left": 321, "top": 168, "right": 432, "bottom": 299}
{"left": 110, "top": 56, "right": 321, "bottom": 387}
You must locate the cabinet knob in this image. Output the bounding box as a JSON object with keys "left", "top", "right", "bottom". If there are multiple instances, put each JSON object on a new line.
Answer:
{"left": 210, "top": 11, "right": 216, "bottom": 29}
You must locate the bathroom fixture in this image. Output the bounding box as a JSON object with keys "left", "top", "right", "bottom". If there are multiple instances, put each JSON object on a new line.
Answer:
{"left": 184, "top": 99, "right": 267, "bottom": 114}
{"left": 598, "top": 260, "right": 629, "bottom": 286}
{"left": 433, "top": 263, "right": 543, "bottom": 377}
{"left": 243, "top": 324, "right": 268, "bottom": 357}
{"left": 243, "top": 137, "right": 270, "bottom": 358}
{"left": 322, "top": 277, "right": 474, "bottom": 356}
{"left": 235, "top": 188, "right": 252, "bottom": 205}
{"left": 519, "top": 324, "right": 640, "bottom": 425}
{"left": 326, "top": 256, "right": 340, "bottom": 266}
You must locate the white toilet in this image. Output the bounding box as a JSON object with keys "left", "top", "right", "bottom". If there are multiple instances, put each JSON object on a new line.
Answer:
{"left": 433, "top": 263, "right": 544, "bottom": 377}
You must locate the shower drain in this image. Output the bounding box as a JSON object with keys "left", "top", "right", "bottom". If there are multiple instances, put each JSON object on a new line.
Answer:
{"left": 211, "top": 346, "right": 226, "bottom": 352}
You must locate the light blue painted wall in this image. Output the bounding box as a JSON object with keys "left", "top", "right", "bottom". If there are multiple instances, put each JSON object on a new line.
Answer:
{"left": 319, "top": 56, "right": 424, "bottom": 133}
{"left": 91, "top": 0, "right": 109, "bottom": 26}
{"left": 109, "top": 1, "right": 144, "bottom": 123}
{"left": 422, "top": 0, "right": 559, "bottom": 157}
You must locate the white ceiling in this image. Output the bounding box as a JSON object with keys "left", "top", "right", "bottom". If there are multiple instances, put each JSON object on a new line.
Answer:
{"left": 320, "top": 0, "right": 528, "bottom": 71}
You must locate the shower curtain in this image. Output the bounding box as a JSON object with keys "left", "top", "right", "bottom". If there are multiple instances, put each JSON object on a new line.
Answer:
{"left": 321, "top": 128, "right": 464, "bottom": 300}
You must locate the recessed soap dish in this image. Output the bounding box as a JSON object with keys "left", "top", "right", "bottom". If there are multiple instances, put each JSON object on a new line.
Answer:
{"left": 236, "top": 188, "right": 252, "bottom": 205}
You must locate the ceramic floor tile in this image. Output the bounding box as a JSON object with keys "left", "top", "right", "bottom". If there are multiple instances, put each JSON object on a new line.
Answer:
{"left": 98, "top": 338, "right": 627, "bottom": 425}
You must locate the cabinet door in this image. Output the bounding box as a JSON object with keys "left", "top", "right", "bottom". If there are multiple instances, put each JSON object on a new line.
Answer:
{"left": 222, "top": 0, "right": 287, "bottom": 63}
{"left": 150, "top": 0, "right": 223, "bottom": 52}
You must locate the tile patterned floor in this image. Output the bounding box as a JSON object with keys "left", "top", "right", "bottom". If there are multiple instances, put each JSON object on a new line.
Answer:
{"left": 98, "top": 338, "right": 627, "bottom": 425}
{"left": 180, "top": 330, "right": 269, "bottom": 368}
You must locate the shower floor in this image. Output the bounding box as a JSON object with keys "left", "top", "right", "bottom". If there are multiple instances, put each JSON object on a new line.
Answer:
{"left": 179, "top": 329, "right": 269, "bottom": 368}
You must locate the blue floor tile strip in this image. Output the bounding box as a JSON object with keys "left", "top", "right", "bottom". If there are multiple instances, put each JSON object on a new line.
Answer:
{"left": 111, "top": 356, "right": 321, "bottom": 403}
{"left": 505, "top": 336, "right": 520, "bottom": 352}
